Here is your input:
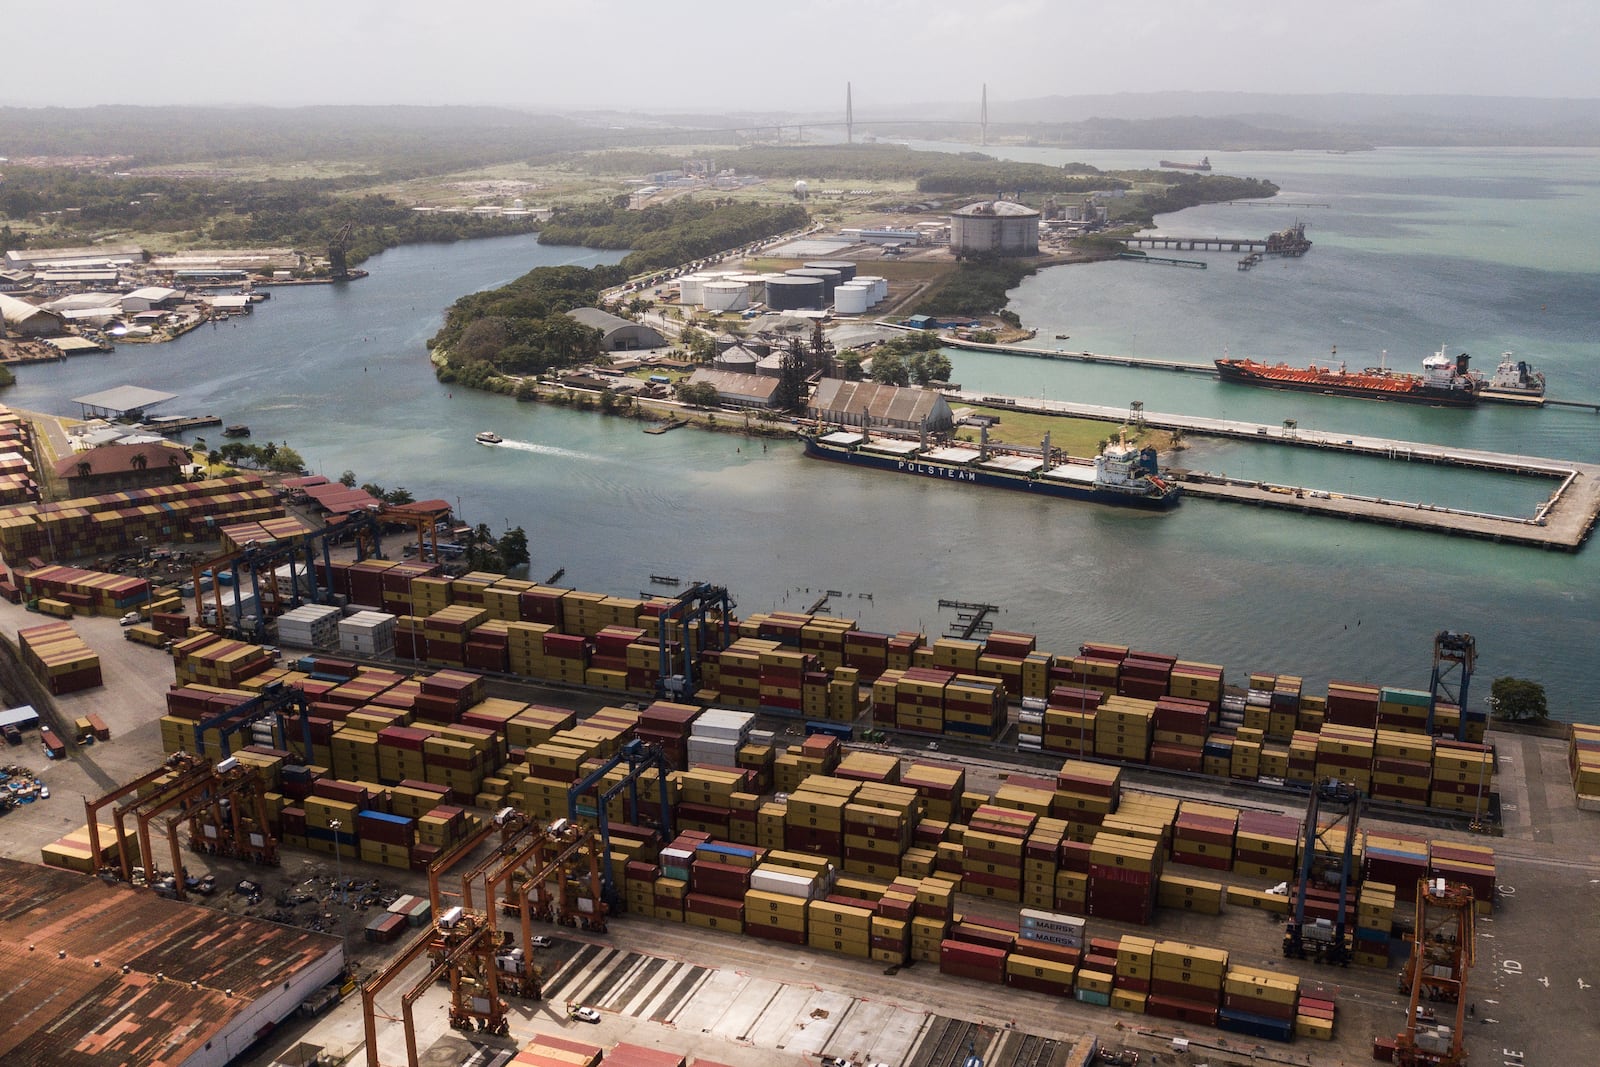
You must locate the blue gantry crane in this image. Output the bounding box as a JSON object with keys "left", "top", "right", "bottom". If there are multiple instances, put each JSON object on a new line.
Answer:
{"left": 566, "top": 738, "right": 675, "bottom": 910}
{"left": 1284, "top": 777, "right": 1361, "bottom": 965}
{"left": 654, "top": 581, "right": 733, "bottom": 698}
{"left": 1428, "top": 630, "right": 1476, "bottom": 741}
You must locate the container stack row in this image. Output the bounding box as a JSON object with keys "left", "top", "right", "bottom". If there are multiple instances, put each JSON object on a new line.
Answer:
{"left": 18, "top": 620, "right": 102, "bottom": 694}
{"left": 0, "top": 474, "right": 278, "bottom": 560}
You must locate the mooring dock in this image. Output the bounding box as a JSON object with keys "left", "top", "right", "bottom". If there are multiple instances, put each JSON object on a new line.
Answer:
{"left": 950, "top": 390, "right": 1600, "bottom": 550}
{"left": 945, "top": 336, "right": 1214, "bottom": 374}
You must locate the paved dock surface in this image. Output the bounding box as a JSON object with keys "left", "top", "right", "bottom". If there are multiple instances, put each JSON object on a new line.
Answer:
{"left": 953, "top": 390, "right": 1600, "bottom": 549}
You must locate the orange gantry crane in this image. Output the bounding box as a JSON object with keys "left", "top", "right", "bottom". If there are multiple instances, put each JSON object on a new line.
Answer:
{"left": 1393, "top": 877, "right": 1476, "bottom": 1067}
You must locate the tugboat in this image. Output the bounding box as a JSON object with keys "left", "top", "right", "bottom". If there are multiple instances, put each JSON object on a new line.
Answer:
{"left": 475, "top": 431, "right": 503, "bottom": 445}
{"left": 1478, "top": 353, "right": 1546, "bottom": 406}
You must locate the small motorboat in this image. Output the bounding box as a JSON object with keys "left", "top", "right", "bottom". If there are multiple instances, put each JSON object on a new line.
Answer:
{"left": 475, "top": 430, "right": 503, "bottom": 445}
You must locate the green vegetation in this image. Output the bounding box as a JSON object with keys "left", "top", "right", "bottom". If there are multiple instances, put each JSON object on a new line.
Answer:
{"left": 215, "top": 440, "right": 305, "bottom": 473}
{"left": 952, "top": 407, "right": 1171, "bottom": 457}
{"left": 866, "top": 332, "right": 952, "bottom": 386}
{"left": 430, "top": 264, "right": 626, "bottom": 386}
{"left": 1103, "top": 172, "right": 1279, "bottom": 228}
{"left": 914, "top": 259, "right": 1038, "bottom": 322}
{"left": 0, "top": 168, "right": 543, "bottom": 268}
{"left": 0, "top": 364, "right": 15, "bottom": 389}
{"left": 538, "top": 200, "right": 808, "bottom": 274}
{"left": 1490, "top": 677, "right": 1549, "bottom": 722}
{"left": 719, "top": 145, "right": 1113, "bottom": 196}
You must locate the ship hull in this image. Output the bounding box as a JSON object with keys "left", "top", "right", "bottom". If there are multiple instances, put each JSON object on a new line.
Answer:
{"left": 801, "top": 435, "right": 1181, "bottom": 510}
{"left": 1214, "top": 361, "right": 1478, "bottom": 407}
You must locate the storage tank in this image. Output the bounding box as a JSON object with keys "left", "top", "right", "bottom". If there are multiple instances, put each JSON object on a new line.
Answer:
{"left": 677, "top": 274, "right": 708, "bottom": 305}
{"left": 833, "top": 282, "right": 871, "bottom": 314}
{"left": 702, "top": 280, "right": 750, "bottom": 312}
{"left": 785, "top": 267, "right": 842, "bottom": 301}
{"left": 805, "top": 260, "right": 857, "bottom": 283}
{"left": 764, "top": 276, "right": 825, "bottom": 311}
{"left": 855, "top": 275, "right": 887, "bottom": 304}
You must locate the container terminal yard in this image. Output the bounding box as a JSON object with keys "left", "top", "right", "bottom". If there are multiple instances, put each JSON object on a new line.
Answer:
{"left": 0, "top": 485, "right": 1595, "bottom": 1067}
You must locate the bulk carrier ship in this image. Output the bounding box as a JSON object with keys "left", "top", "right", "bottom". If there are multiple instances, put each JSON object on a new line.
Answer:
{"left": 1214, "top": 347, "right": 1481, "bottom": 407}
{"left": 800, "top": 425, "right": 1181, "bottom": 510}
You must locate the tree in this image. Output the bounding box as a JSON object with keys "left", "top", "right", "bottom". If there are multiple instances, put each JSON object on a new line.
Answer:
{"left": 130, "top": 451, "right": 148, "bottom": 471}
{"left": 1489, "top": 677, "right": 1548, "bottom": 722}
{"left": 836, "top": 352, "right": 864, "bottom": 381}
{"left": 870, "top": 351, "right": 909, "bottom": 387}
{"left": 908, "top": 351, "right": 952, "bottom": 386}
{"left": 675, "top": 381, "right": 721, "bottom": 408}
{"left": 497, "top": 526, "right": 530, "bottom": 571}
{"left": 207, "top": 449, "right": 223, "bottom": 468}
{"left": 339, "top": 470, "right": 358, "bottom": 487}
{"left": 383, "top": 487, "right": 414, "bottom": 506}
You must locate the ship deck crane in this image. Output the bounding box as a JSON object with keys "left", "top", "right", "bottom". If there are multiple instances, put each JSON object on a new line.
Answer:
{"left": 567, "top": 738, "right": 675, "bottom": 911}
{"left": 1284, "top": 777, "right": 1361, "bottom": 965}
{"left": 1393, "top": 878, "right": 1475, "bottom": 1067}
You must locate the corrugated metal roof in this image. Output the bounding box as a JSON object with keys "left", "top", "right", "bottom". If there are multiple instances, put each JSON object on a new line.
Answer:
{"left": 809, "top": 379, "right": 948, "bottom": 429}
{"left": 0, "top": 858, "right": 340, "bottom": 1066}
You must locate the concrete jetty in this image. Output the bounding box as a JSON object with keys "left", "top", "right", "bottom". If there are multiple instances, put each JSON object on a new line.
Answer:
{"left": 952, "top": 390, "right": 1600, "bottom": 551}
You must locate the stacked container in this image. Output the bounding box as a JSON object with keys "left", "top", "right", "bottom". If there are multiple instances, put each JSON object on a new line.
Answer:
{"left": 277, "top": 604, "right": 342, "bottom": 649}
{"left": 339, "top": 610, "right": 397, "bottom": 656}
{"left": 18, "top": 621, "right": 102, "bottom": 694}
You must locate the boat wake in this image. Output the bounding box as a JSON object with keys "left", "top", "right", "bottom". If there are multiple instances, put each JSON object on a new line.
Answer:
{"left": 494, "top": 439, "right": 602, "bottom": 462}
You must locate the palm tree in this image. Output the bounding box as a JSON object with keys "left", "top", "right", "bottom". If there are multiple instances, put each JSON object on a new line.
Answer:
{"left": 76, "top": 461, "right": 92, "bottom": 479}
{"left": 130, "top": 452, "right": 148, "bottom": 472}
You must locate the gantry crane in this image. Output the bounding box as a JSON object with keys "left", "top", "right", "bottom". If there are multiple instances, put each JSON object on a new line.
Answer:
{"left": 1429, "top": 630, "right": 1476, "bottom": 740}
{"left": 1393, "top": 878, "right": 1475, "bottom": 1067}
{"left": 567, "top": 738, "right": 675, "bottom": 912}
{"left": 654, "top": 581, "right": 733, "bottom": 697}
{"left": 360, "top": 909, "right": 507, "bottom": 1067}
{"left": 85, "top": 751, "right": 279, "bottom": 898}
{"left": 1284, "top": 777, "right": 1361, "bottom": 965}
{"left": 191, "top": 502, "right": 451, "bottom": 639}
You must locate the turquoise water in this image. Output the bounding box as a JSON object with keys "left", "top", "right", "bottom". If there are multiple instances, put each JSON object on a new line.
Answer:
{"left": 6, "top": 147, "right": 1599, "bottom": 719}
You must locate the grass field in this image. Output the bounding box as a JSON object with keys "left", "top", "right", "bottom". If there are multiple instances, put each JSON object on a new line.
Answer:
{"left": 951, "top": 404, "right": 1175, "bottom": 458}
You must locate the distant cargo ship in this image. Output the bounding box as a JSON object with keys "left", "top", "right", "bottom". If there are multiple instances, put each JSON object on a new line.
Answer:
{"left": 1214, "top": 347, "right": 1480, "bottom": 407}
{"left": 1478, "top": 353, "right": 1545, "bottom": 406}
{"left": 800, "top": 427, "right": 1180, "bottom": 509}
{"left": 1159, "top": 156, "right": 1212, "bottom": 172}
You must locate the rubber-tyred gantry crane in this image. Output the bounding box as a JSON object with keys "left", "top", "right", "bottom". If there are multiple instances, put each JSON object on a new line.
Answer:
{"left": 1284, "top": 777, "right": 1361, "bottom": 965}
{"left": 1393, "top": 878, "right": 1476, "bottom": 1067}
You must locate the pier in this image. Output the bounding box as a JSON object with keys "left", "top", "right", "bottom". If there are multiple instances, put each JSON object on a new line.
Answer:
{"left": 948, "top": 390, "right": 1600, "bottom": 551}
{"left": 1117, "top": 252, "right": 1206, "bottom": 269}
{"left": 944, "top": 336, "right": 1213, "bottom": 374}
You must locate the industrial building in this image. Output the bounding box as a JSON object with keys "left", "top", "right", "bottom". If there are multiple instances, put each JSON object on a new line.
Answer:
{"left": 53, "top": 441, "right": 194, "bottom": 496}
{"left": 949, "top": 200, "right": 1041, "bottom": 256}
{"left": 807, "top": 379, "right": 956, "bottom": 432}
{"left": 566, "top": 307, "right": 667, "bottom": 352}
{"left": 0, "top": 858, "right": 343, "bottom": 1067}
{"left": 684, "top": 367, "right": 782, "bottom": 409}
{"left": 3, "top": 245, "right": 146, "bottom": 271}
{"left": 0, "top": 293, "right": 65, "bottom": 337}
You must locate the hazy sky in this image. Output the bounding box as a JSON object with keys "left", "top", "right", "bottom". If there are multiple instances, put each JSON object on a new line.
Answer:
{"left": 4, "top": 0, "right": 1596, "bottom": 112}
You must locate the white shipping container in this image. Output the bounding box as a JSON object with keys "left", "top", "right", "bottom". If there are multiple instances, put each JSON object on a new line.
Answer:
{"left": 749, "top": 867, "right": 820, "bottom": 899}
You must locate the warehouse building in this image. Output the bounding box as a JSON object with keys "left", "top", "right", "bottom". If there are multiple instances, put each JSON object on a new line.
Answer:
{"left": 685, "top": 367, "right": 782, "bottom": 409}
{"left": 566, "top": 307, "right": 667, "bottom": 352}
{"left": 53, "top": 441, "right": 194, "bottom": 496}
{"left": 949, "top": 200, "right": 1040, "bottom": 256}
{"left": 0, "top": 858, "right": 344, "bottom": 1067}
{"left": 808, "top": 379, "right": 955, "bottom": 432}
{"left": 3, "top": 245, "right": 145, "bottom": 271}
{"left": 0, "top": 293, "right": 66, "bottom": 337}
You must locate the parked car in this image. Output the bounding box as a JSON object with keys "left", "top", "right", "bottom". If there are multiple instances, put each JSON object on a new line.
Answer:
{"left": 531, "top": 936, "right": 553, "bottom": 949}
{"left": 570, "top": 1007, "right": 601, "bottom": 1024}
{"left": 120, "top": 611, "right": 141, "bottom": 626}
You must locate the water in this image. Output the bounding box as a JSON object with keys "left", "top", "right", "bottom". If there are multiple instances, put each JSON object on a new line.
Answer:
{"left": 7, "top": 149, "right": 1600, "bottom": 720}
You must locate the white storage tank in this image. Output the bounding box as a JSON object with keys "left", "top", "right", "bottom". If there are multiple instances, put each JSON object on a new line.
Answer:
{"left": 677, "top": 274, "right": 709, "bottom": 305}
{"left": 701, "top": 280, "right": 750, "bottom": 312}
{"left": 833, "top": 282, "right": 871, "bottom": 314}
{"left": 855, "top": 275, "right": 888, "bottom": 304}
